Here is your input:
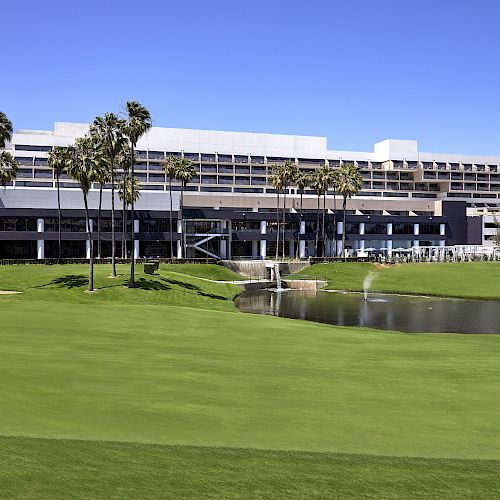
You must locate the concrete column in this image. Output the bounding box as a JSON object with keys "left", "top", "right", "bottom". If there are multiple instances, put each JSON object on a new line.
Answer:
{"left": 413, "top": 240, "right": 420, "bottom": 248}
{"left": 260, "top": 239, "right": 267, "bottom": 259}
{"left": 414, "top": 223, "right": 420, "bottom": 236}
{"left": 252, "top": 240, "right": 258, "bottom": 258}
{"left": 337, "top": 221, "right": 342, "bottom": 236}
{"left": 387, "top": 239, "right": 393, "bottom": 255}
{"left": 299, "top": 240, "right": 306, "bottom": 259}
{"left": 387, "top": 223, "right": 393, "bottom": 236}
{"left": 177, "top": 219, "right": 183, "bottom": 259}
{"left": 86, "top": 240, "right": 91, "bottom": 259}
{"left": 134, "top": 219, "right": 140, "bottom": 259}
{"left": 359, "top": 222, "right": 365, "bottom": 235}
{"left": 439, "top": 240, "right": 445, "bottom": 248}
{"left": 440, "top": 223, "right": 446, "bottom": 236}
{"left": 337, "top": 240, "right": 343, "bottom": 256}
{"left": 36, "top": 218, "right": 44, "bottom": 259}
{"left": 260, "top": 220, "right": 267, "bottom": 235}
{"left": 220, "top": 239, "right": 227, "bottom": 259}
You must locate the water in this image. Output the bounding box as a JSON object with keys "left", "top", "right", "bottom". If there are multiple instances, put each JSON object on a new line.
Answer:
{"left": 235, "top": 290, "right": 500, "bottom": 334}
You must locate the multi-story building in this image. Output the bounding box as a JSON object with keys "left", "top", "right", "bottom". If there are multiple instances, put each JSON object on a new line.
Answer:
{"left": 0, "top": 122, "right": 495, "bottom": 260}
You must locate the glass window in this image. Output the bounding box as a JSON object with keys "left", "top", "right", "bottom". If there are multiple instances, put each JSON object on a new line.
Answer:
{"left": 364, "top": 223, "right": 387, "bottom": 234}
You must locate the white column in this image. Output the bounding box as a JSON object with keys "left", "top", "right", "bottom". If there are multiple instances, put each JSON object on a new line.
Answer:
{"left": 440, "top": 223, "right": 445, "bottom": 236}
{"left": 387, "top": 239, "right": 393, "bottom": 255}
{"left": 260, "top": 239, "right": 267, "bottom": 259}
{"left": 134, "top": 220, "right": 140, "bottom": 259}
{"left": 413, "top": 240, "right": 420, "bottom": 248}
{"left": 439, "top": 240, "right": 445, "bottom": 248}
{"left": 299, "top": 220, "right": 306, "bottom": 258}
{"left": 252, "top": 240, "right": 258, "bottom": 258}
{"left": 337, "top": 221, "right": 342, "bottom": 236}
{"left": 260, "top": 220, "right": 267, "bottom": 259}
{"left": 387, "top": 223, "right": 393, "bottom": 236}
{"left": 36, "top": 218, "right": 44, "bottom": 259}
{"left": 177, "top": 219, "right": 183, "bottom": 259}
{"left": 414, "top": 223, "right": 420, "bottom": 236}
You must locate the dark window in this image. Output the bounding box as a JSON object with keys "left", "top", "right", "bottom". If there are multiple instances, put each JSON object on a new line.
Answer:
{"left": 139, "top": 219, "right": 172, "bottom": 232}
{"left": 345, "top": 223, "right": 359, "bottom": 234}
{"left": 14, "top": 157, "right": 33, "bottom": 166}
{"left": 201, "top": 154, "right": 216, "bottom": 162}
{"left": 15, "top": 145, "right": 52, "bottom": 152}
{"left": 392, "top": 223, "right": 414, "bottom": 234}
{"left": 148, "top": 173, "right": 165, "bottom": 182}
{"left": 148, "top": 151, "right": 164, "bottom": 160}
{"left": 364, "top": 223, "right": 387, "bottom": 234}
{"left": 45, "top": 218, "right": 88, "bottom": 232}
{"left": 420, "top": 223, "right": 440, "bottom": 234}
{"left": 34, "top": 169, "right": 53, "bottom": 179}
{"left": 232, "top": 220, "right": 260, "bottom": 231}
{"left": 217, "top": 154, "right": 232, "bottom": 163}
{"left": 201, "top": 164, "right": 217, "bottom": 173}
{"left": 0, "top": 218, "right": 37, "bottom": 231}
{"left": 201, "top": 175, "right": 217, "bottom": 184}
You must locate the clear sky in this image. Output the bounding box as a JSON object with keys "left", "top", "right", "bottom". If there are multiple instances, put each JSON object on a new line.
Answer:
{"left": 2, "top": 0, "right": 499, "bottom": 154}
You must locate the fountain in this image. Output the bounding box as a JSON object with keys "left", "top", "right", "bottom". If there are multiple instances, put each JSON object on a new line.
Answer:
{"left": 363, "top": 272, "right": 375, "bottom": 300}
{"left": 274, "top": 263, "right": 284, "bottom": 292}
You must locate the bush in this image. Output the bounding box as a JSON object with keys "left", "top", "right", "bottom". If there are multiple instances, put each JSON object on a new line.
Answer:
{"left": 144, "top": 263, "right": 156, "bottom": 275}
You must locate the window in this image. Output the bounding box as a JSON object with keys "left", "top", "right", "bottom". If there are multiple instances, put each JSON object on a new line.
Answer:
{"left": 0, "top": 218, "right": 37, "bottom": 231}
{"left": 139, "top": 219, "right": 172, "bottom": 232}
{"left": 201, "top": 164, "right": 217, "bottom": 173}
{"left": 392, "top": 223, "right": 414, "bottom": 234}
{"left": 15, "top": 144, "right": 52, "bottom": 152}
{"left": 201, "top": 176, "right": 217, "bottom": 184}
{"left": 364, "top": 223, "right": 387, "bottom": 234}
{"left": 420, "top": 223, "right": 441, "bottom": 234}
{"left": 148, "top": 173, "right": 165, "bottom": 182}
{"left": 232, "top": 221, "right": 261, "bottom": 231}
{"left": 45, "top": 218, "right": 88, "bottom": 232}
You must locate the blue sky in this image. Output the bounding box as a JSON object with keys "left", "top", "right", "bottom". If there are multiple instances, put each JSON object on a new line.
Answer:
{"left": 2, "top": 0, "right": 499, "bottom": 154}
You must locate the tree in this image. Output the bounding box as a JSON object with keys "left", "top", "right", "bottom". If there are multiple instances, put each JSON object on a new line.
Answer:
{"left": 67, "top": 137, "right": 106, "bottom": 291}
{"left": 0, "top": 112, "right": 18, "bottom": 188}
{"left": 90, "top": 113, "right": 127, "bottom": 277}
{"left": 492, "top": 217, "right": 500, "bottom": 247}
{"left": 309, "top": 170, "right": 325, "bottom": 257}
{"left": 123, "top": 101, "right": 152, "bottom": 288}
{"left": 281, "top": 161, "right": 299, "bottom": 258}
{"left": 337, "top": 163, "right": 362, "bottom": 259}
{"left": 47, "top": 147, "right": 72, "bottom": 258}
{"left": 116, "top": 144, "right": 133, "bottom": 258}
{"left": 162, "top": 155, "right": 179, "bottom": 258}
{"left": 270, "top": 164, "right": 285, "bottom": 259}
{"left": 95, "top": 161, "right": 111, "bottom": 259}
{"left": 0, "top": 111, "right": 14, "bottom": 149}
{"left": 294, "top": 170, "right": 310, "bottom": 258}
{"left": 118, "top": 175, "right": 141, "bottom": 210}
{"left": 317, "top": 165, "right": 336, "bottom": 257}
{"left": 174, "top": 158, "right": 196, "bottom": 258}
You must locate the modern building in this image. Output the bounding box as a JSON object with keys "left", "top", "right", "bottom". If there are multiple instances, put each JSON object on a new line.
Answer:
{"left": 0, "top": 122, "right": 496, "bottom": 260}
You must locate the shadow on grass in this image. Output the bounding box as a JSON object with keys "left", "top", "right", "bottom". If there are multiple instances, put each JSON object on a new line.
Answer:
{"left": 38, "top": 274, "right": 88, "bottom": 289}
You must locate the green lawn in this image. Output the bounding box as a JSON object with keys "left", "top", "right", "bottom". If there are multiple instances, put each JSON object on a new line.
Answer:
{"left": 0, "top": 263, "right": 499, "bottom": 498}
{"left": 293, "top": 261, "right": 500, "bottom": 299}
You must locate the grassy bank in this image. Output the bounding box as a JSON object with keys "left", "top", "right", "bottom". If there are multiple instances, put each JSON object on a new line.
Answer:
{"left": 0, "top": 263, "right": 499, "bottom": 497}
{"left": 293, "top": 261, "right": 500, "bottom": 299}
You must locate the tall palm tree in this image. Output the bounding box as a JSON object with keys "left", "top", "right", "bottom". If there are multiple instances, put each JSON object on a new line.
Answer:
{"left": 0, "top": 151, "right": 18, "bottom": 187}
{"left": 162, "top": 155, "right": 178, "bottom": 258}
{"left": 175, "top": 158, "right": 196, "bottom": 258}
{"left": 309, "top": 170, "right": 325, "bottom": 257}
{"left": 116, "top": 144, "right": 133, "bottom": 258}
{"left": 270, "top": 164, "right": 284, "bottom": 259}
{"left": 47, "top": 146, "right": 73, "bottom": 258}
{"left": 281, "top": 161, "right": 298, "bottom": 258}
{"left": 90, "top": 113, "right": 127, "bottom": 277}
{"left": 294, "top": 170, "right": 310, "bottom": 258}
{"left": 0, "top": 111, "right": 14, "bottom": 149}
{"left": 124, "top": 101, "right": 152, "bottom": 288}
{"left": 95, "top": 163, "right": 111, "bottom": 259}
{"left": 67, "top": 137, "right": 106, "bottom": 291}
{"left": 337, "top": 163, "right": 362, "bottom": 260}
{"left": 118, "top": 175, "right": 141, "bottom": 216}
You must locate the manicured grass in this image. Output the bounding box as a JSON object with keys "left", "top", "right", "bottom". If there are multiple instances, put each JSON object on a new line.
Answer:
{"left": 1, "top": 437, "right": 499, "bottom": 499}
{"left": 0, "top": 263, "right": 499, "bottom": 497}
{"left": 293, "top": 261, "right": 500, "bottom": 299}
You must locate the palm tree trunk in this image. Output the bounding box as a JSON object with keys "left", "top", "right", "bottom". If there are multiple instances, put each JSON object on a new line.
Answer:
{"left": 282, "top": 188, "right": 286, "bottom": 259}
{"left": 169, "top": 178, "right": 173, "bottom": 259}
{"left": 111, "top": 171, "right": 116, "bottom": 277}
{"left": 97, "top": 183, "right": 103, "bottom": 259}
{"left": 129, "top": 145, "right": 136, "bottom": 288}
{"left": 333, "top": 189, "right": 338, "bottom": 257}
{"left": 315, "top": 194, "right": 320, "bottom": 257}
{"left": 342, "top": 197, "right": 347, "bottom": 261}
{"left": 275, "top": 190, "right": 280, "bottom": 259}
{"left": 56, "top": 170, "right": 62, "bottom": 259}
{"left": 296, "top": 191, "right": 303, "bottom": 259}
{"left": 122, "top": 193, "right": 126, "bottom": 259}
{"left": 322, "top": 192, "right": 326, "bottom": 257}
{"left": 83, "top": 192, "right": 93, "bottom": 292}
{"left": 180, "top": 183, "right": 185, "bottom": 258}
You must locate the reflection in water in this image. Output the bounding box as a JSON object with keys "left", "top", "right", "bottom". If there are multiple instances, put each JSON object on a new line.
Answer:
{"left": 235, "top": 290, "right": 500, "bottom": 334}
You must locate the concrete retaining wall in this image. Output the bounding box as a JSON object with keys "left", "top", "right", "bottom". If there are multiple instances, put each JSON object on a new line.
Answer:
{"left": 222, "top": 260, "right": 310, "bottom": 278}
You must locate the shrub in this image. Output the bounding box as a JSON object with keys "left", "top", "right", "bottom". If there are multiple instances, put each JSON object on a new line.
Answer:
{"left": 144, "top": 263, "right": 156, "bottom": 275}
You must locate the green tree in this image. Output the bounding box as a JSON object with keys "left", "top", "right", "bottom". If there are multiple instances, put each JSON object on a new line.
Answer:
{"left": 0, "top": 111, "right": 14, "bottom": 149}
{"left": 294, "top": 170, "right": 310, "bottom": 258}
{"left": 309, "top": 170, "right": 325, "bottom": 257}
{"left": 337, "top": 163, "right": 362, "bottom": 259}
{"left": 116, "top": 144, "right": 133, "bottom": 259}
{"left": 0, "top": 112, "right": 18, "bottom": 188}
{"left": 95, "top": 159, "right": 111, "bottom": 259}
{"left": 281, "top": 161, "right": 299, "bottom": 258}
{"left": 162, "top": 155, "right": 179, "bottom": 258}
{"left": 175, "top": 158, "right": 196, "bottom": 258}
{"left": 47, "top": 146, "right": 73, "bottom": 258}
{"left": 67, "top": 137, "right": 106, "bottom": 291}
{"left": 317, "top": 165, "right": 337, "bottom": 257}
{"left": 270, "top": 164, "right": 285, "bottom": 259}
{"left": 124, "top": 101, "right": 152, "bottom": 288}
{"left": 90, "top": 113, "right": 127, "bottom": 277}
{"left": 118, "top": 175, "right": 141, "bottom": 208}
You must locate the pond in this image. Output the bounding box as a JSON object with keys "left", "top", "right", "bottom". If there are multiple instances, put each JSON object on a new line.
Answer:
{"left": 234, "top": 290, "right": 500, "bottom": 334}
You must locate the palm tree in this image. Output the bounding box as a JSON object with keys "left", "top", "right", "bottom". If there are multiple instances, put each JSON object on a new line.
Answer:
{"left": 281, "top": 161, "right": 298, "bottom": 258}
{"left": 118, "top": 175, "right": 141, "bottom": 217}
{"left": 124, "top": 101, "right": 152, "bottom": 288}
{"left": 95, "top": 163, "right": 111, "bottom": 259}
{"left": 175, "top": 158, "right": 196, "bottom": 258}
{"left": 294, "top": 170, "right": 310, "bottom": 258}
{"left": 90, "top": 113, "right": 127, "bottom": 277}
{"left": 47, "top": 146, "right": 72, "bottom": 258}
{"left": 0, "top": 111, "right": 14, "bottom": 149}
{"left": 270, "top": 164, "right": 285, "bottom": 259}
{"left": 116, "top": 144, "right": 133, "bottom": 258}
{"left": 318, "top": 165, "right": 339, "bottom": 257}
{"left": 0, "top": 151, "right": 18, "bottom": 187}
{"left": 162, "top": 155, "right": 178, "bottom": 258}
{"left": 309, "top": 170, "right": 325, "bottom": 257}
{"left": 337, "top": 163, "right": 362, "bottom": 260}
{"left": 67, "top": 137, "right": 106, "bottom": 291}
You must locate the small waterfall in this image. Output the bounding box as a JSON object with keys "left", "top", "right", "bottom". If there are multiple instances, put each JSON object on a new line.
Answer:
{"left": 274, "top": 263, "right": 284, "bottom": 291}
{"left": 363, "top": 272, "right": 375, "bottom": 300}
